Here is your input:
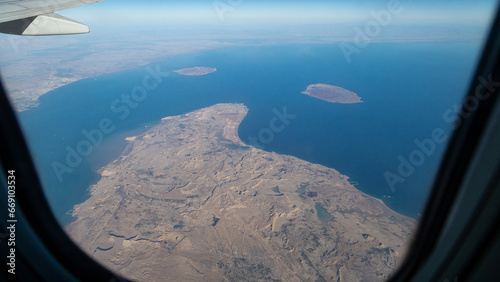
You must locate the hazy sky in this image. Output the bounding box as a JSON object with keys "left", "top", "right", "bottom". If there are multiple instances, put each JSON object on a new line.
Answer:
{"left": 59, "top": 0, "right": 498, "bottom": 27}
{"left": 0, "top": 0, "right": 497, "bottom": 56}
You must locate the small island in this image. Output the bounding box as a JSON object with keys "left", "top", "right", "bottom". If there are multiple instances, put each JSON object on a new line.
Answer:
{"left": 172, "top": 67, "right": 217, "bottom": 76}
{"left": 301, "top": 83, "right": 362, "bottom": 104}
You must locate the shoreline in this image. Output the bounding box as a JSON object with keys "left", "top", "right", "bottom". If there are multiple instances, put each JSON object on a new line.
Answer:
{"left": 85, "top": 102, "right": 416, "bottom": 225}
{"left": 66, "top": 102, "right": 416, "bottom": 281}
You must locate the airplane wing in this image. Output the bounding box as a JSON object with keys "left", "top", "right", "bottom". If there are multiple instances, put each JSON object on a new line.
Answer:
{"left": 0, "top": 0, "right": 102, "bottom": 35}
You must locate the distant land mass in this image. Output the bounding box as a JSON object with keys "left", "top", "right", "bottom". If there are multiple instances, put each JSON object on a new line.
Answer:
{"left": 173, "top": 67, "right": 217, "bottom": 76}
{"left": 302, "top": 83, "right": 362, "bottom": 103}
{"left": 66, "top": 103, "right": 414, "bottom": 281}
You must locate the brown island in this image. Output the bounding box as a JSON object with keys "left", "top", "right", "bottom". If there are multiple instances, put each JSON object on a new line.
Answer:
{"left": 302, "top": 83, "right": 362, "bottom": 104}
{"left": 172, "top": 67, "right": 217, "bottom": 76}
{"left": 66, "top": 103, "right": 414, "bottom": 281}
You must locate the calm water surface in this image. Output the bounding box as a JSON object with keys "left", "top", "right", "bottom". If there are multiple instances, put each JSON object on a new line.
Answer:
{"left": 18, "top": 42, "right": 481, "bottom": 224}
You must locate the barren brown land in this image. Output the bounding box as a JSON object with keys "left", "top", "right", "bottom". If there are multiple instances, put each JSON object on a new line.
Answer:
{"left": 173, "top": 67, "right": 217, "bottom": 76}
{"left": 66, "top": 103, "right": 415, "bottom": 281}
{"left": 301, "top": 83, "right": 362, "bottom": 104}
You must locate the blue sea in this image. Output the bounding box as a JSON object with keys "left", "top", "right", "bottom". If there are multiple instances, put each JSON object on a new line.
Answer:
{"left": 18, "top": 42, "right": 482, "bottom": 225}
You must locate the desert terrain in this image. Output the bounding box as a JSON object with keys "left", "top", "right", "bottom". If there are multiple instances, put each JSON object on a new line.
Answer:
{"left": 66, "top": 103, "right": 415, "bottom": 281}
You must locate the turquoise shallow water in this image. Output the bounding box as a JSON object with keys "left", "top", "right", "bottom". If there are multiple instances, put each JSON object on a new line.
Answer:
{"left": 18, "top": 42, "right": 481, "bottom": 225}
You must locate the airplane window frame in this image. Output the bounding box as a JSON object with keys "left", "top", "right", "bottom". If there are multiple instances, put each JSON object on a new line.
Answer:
{"left": 0, "top": 85, "right": 128, "bottom": 281}
{"left": 390, "top": 4, "right": 500, "bottom": 281}
{"left": 1, "top": 4, "right": 500, "bottom": 282}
